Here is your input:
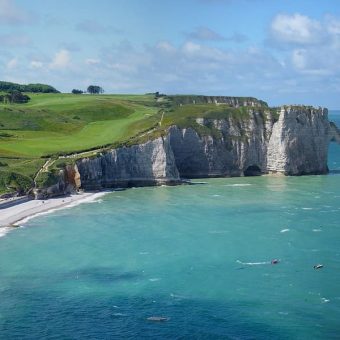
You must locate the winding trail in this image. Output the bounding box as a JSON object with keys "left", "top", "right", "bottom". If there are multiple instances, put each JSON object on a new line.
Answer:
{"left": 33, "top": 158, "right": 51, "bottom": 187}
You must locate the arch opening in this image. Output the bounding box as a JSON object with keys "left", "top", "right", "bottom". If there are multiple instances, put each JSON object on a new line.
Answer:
{"left": 328, "top": 119, "right": 340, "bottom": 174}
{"left": 244, "top": 165, "right": 262, "bottom": 176}
{"left": 328, "top": 141, "right": 340, "bottom": 174}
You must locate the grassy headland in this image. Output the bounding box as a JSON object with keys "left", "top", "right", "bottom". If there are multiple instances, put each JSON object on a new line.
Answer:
{"left": 0, "top": 92, "right": 271, "bottom": 195}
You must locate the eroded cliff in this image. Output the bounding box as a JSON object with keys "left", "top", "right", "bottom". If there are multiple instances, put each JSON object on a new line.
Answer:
{"left": 76, "top": 136, "right": 179, "bottom": 190}
{"left": 168, "top": 110, "right": 275, "bottom": 178}
{"left": 35, "top": 105, "right": 340, "bottom": 198}
{"left": 267, "top": 106, "right": 330, "bottom": 175}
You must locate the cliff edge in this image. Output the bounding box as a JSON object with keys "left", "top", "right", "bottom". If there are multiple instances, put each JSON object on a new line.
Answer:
{"left": 34, "top": 104, "right": 340, "bottom": 198}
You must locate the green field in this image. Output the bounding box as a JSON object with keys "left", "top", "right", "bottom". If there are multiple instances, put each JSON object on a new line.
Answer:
{"left": 0, "top": 92, "right": 270, "bottom": 194}
{"left": 0, "top": 93, "right": 160, "bottom": 157}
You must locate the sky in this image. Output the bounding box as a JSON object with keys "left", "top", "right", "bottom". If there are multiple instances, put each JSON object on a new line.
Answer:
{"left": 1, "top": 0, "right": 340, "bottom": 108}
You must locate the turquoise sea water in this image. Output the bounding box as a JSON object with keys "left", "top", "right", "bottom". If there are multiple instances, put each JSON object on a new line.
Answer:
{"left": 0, "top": 113, "right": 340, "bottom": 339}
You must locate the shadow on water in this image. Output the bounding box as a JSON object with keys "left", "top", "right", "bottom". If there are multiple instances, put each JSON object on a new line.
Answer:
{"left": 328, "top": 170, "right": 340, "bottom": 175}
{"left": 0, "top": 290, "right": 289, "bottom": 340}
{"left": 67, "top": 266, "right": 140, "bottom": 283}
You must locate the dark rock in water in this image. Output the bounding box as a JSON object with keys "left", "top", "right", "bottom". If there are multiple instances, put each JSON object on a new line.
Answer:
{"left": 147, "top": 316, "right": 169, "bottom": 322}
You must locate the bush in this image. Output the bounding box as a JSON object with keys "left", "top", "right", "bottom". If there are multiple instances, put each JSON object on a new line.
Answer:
{"left": 0, "top": 171, "right": 33, "bottom": 194}
{"left": 3, "top": 91, "right": 30, "bottom": 104}
{"left": 72, "top": 89, "right": 83, "bottom": 94}
{"left": 35, "top": 170, "right": 60, "bottom": 189}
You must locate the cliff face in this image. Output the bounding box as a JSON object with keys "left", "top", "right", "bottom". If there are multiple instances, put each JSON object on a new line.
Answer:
{"left": 75, "top": 136, "right": 180, "bottom": 190}
{"left": 34, "top": 165, "right": 81, "bottom": 199}
{"left": 267, "top": 107, "right": 330, "bottom": 175}
{"left": 35, "top": 105, "right": 340, "bottom": 198}
{"left": 168, "top": 110, "right": 274, "bottom": 178}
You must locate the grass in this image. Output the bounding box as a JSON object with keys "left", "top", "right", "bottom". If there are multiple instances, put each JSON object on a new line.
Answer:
{"left": 0, "top": 93, "right": 161, "bottom": 194}
{"left": 0, "top": 93, "right": 158, "bottom": 157}
{"left": 129, "top": 103, "right": 274, "bottom": 144}
{"left": 0, "top": 93, "right": 276, "bottom": 194}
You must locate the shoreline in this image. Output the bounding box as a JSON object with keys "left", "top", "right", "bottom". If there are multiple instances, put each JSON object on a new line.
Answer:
{"left": 0, "top": 191, "right": 110, "bottom": 233}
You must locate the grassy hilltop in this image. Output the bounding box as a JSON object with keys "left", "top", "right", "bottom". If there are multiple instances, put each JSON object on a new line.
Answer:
{"left": 0, "top": 92, "right": 270, "bottom": 195}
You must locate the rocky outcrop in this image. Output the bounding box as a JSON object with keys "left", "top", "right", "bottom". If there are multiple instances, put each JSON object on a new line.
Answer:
{"left": 34, "top": 165, "right": 81, "bottom": 199}
{"left": 329, "top": 121, "right": 340, "bottom": 144}
{"left": 35, "top": 105, "right": 340, "bottom": 198}
{"left": 75, "top": 136, "right": 180, "bottom": 190}
{"left": 168, "top": 110, "right": 274, "bottom": 178}
{"left": 267, "top": 107, "right": 330, "bottom": 175}
{"left": 168, "top": 106, "right": 337, "bottom": 177}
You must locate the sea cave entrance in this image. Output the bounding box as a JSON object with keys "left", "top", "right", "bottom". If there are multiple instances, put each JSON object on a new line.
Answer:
{"left": 244, "top": 165, "right": 262, "bottom": 176}
{"left": 328, "top": 119, "right": 340, "bottom": 174}
{"left": 328, "top": 140, "right": 340, "bottom": 174}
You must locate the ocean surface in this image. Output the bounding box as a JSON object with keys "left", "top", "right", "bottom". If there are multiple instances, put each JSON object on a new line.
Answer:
{"left": 0, "top": 112, "right": 340, "bottom": 339}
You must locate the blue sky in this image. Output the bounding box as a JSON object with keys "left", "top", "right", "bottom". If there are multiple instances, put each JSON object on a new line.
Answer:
{"left": 1, "top": 0, "right": 340, "bottom": 108}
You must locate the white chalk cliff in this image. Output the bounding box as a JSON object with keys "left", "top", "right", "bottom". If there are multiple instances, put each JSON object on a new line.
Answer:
{"left": 35, "top": 105, "right": 340, "bottom": 197}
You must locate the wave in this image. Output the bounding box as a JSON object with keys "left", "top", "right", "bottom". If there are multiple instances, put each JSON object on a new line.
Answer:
{"left": 208, "top": 230, "right": 229, "bottom": 234}
{"left": 236, "top": 260, "right": 271, "bottom": 266}
{"left": 170, "top": 293, "right": 187, "bottom": 299}
{"left": 0, "top": 227, "right": 12, "bottom": 238}
{"left": 224, "top": 184, "right": 252, "bottom": 187}
{"left": 15, "top": 192, "right": 110, "bottom": 226}
{"left": 63, "top": 192, "right": 108, "bottom": 208}
{"left": 280, "top": 229, "right": 290, "bottom": 233}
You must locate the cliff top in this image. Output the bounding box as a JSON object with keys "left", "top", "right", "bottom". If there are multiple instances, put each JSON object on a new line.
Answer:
{"left": 166, "top": 95, "right": 268, "bottom": 108}
{"left": 0, "top": 92, "right": 328, "bottom": 195}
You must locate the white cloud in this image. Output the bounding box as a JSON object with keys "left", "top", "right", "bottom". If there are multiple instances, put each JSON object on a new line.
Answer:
{"left": 182, "top": 41, "right": 201, "bottom": 54}
{"left": 85, "top": 58, "right": 100, "bottom": 65}
{"left": 0, "top": 33, "right": 31, "bottom": 47}
{"left": 291, "top": 49, "right": 306, "bottom": 70}
{"left": 76, "top": 19, "right": 121, "bottom": 35}
{"left": 327, "top": 16, "right": 340, "bottom": 35}
{"left": 49, "top": 49, "right": 70, "bottom": 69}
{"left": 0, "top": 0, "right": 31, "bottom": 25}
{"left": 271, "top": 13, "right": 323, "bottom": 44}
{"left": 30, "top": 60, "right": 43, "bottom": 69}
{"left": 6, "top": 58, "right": 17, "bottom": 69}
{"left": 156, "top": 41, "right": 176, "bottom": 54}
{"left": 186, "top": 26, "right": 225, "bottom": 41}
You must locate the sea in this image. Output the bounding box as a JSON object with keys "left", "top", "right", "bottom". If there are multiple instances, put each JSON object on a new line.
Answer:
{"left": 0, "top": 112, "right": 340, "bottom": 339}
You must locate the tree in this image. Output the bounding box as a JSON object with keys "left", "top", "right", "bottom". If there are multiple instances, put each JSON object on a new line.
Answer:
{"left": 87, "top": 85, "right": 104, "bottom": 94}
{"left": 72, "top": 89, "right": 83, "bottom": 94}
{"left": 0, "top": 81, "right": 59, "bottom": 93}
{"left": 3, "top": 91, "right": 30, "bottom": 104}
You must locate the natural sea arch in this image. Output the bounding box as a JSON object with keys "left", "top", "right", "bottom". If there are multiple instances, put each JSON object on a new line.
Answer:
{"left": 328, "top": 118, "right": 340, "bottom": 173}
{"left": 244, "top": 165, "right": 262, "bottom": 176}
{"left": 328, "top": 141, "right": 340, "bottom": 174}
